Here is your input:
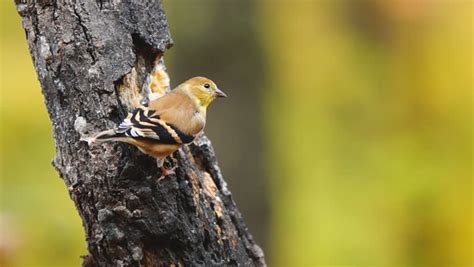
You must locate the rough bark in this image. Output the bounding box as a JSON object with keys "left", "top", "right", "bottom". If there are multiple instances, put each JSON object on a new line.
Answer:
{"left": 15, "top": 0, "right": 265, "bottom": 266}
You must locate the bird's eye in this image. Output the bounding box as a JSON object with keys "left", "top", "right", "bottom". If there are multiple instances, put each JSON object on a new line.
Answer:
{"left": 203, "top": 83, "right": 210, "bottom": 89}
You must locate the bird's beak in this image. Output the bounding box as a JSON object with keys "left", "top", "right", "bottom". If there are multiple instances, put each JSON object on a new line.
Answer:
{"left": 215, "top": 88, "right": 227, "bottom": 98}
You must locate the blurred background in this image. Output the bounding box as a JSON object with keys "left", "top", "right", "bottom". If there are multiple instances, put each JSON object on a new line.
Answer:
{"left": 1, "top": 0, "right": 472, "bottom": 266}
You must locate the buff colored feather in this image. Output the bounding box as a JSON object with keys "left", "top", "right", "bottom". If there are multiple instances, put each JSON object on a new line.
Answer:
{"left": 88, "top": 76, "right": 227, "bottom": 171}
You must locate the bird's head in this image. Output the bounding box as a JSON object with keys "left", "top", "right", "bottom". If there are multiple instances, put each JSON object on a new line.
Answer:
{"left": 180, "top": 76, "right": 227, "bottom": 109}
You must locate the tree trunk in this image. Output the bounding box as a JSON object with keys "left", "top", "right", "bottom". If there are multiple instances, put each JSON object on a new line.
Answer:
{"left": 15, "top": 0, "right": 265, "bottom": 266}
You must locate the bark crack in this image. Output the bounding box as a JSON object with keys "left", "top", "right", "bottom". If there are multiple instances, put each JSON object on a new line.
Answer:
{"left": 72, "top": 1, "right": 97, "bottom": 64}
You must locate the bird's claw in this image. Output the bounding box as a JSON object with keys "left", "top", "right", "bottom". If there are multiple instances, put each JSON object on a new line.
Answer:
{"left": 157, "top": 165, "right": 177, "bottom": 182}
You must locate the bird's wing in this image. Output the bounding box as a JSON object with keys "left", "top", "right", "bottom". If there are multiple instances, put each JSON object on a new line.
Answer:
{"left": 117, "top": 107, "right": 195, "bottom": 144}
{"left": 149, "top": 90, "right": 205, "bottom": 136}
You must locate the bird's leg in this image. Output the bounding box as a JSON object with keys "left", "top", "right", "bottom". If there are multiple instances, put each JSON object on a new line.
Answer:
{"left": 156, "top": 158, "right": 164, "bottom": 168}
{"left": 157, "top": 158, "right": 176, "bottom": 181}
{"left": 156, "top": 158, "right": 169, "bottom": 177}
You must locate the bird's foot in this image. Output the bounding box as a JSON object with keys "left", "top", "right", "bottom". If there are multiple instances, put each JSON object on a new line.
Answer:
{"left": 160, "top": 166, "right": 173, "bottom": 177}
{"left": 157, "top": 166, "right": 177, "bottom": 182}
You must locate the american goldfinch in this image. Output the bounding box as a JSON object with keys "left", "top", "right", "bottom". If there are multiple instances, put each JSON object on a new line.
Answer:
{"left": 88, "top": 76, "right": 227, "bottom": 173}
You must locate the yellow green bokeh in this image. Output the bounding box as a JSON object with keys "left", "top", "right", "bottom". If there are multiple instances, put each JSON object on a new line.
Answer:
{"left": 259, "top": 1, "right": 472, "bottom": 266}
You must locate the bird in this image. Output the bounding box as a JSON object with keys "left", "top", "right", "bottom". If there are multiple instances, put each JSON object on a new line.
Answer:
{"left": 86, "top": 76, "right": 227, "bottom": 175}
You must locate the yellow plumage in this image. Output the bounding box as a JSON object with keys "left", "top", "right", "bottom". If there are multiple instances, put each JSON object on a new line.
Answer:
{"left": 88, "top": 76, "right": 226, "bottom": 171}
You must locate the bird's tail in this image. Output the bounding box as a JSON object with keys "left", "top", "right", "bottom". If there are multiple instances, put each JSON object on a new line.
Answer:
{"left": 81, "top": 129, "right": 125, "bottom": 146}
